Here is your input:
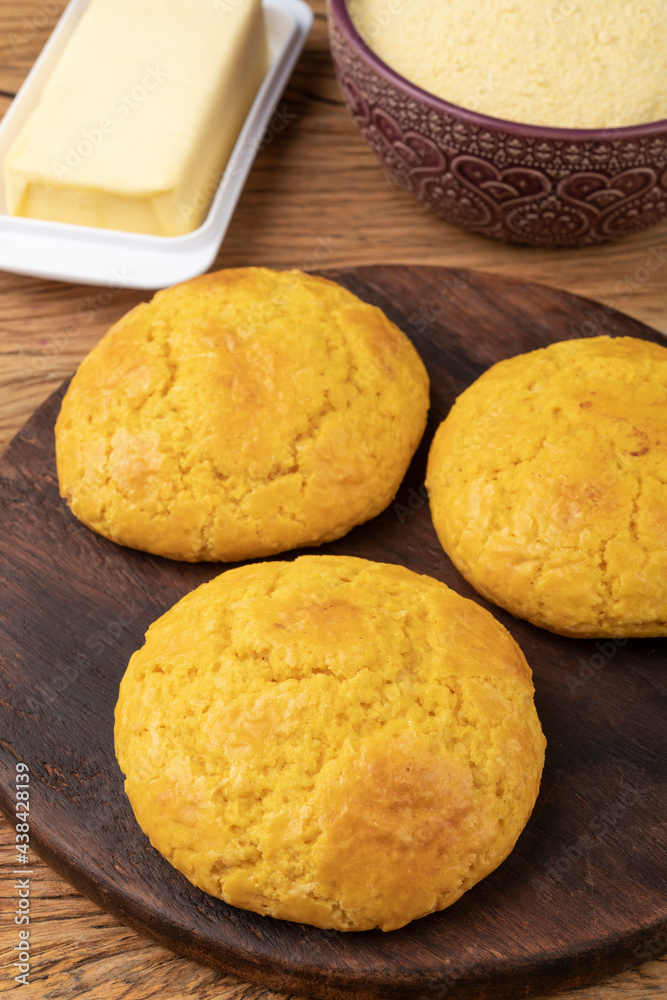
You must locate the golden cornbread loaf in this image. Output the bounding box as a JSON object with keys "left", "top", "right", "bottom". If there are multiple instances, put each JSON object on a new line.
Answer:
{"left": 426, "top": 336, "right": 667, "bottom": 638}
{"left": 55, "top": 268, "right": 429, "bottom": 561}
{"left": 114, "top": 555, "right": 545, "bottom": 932}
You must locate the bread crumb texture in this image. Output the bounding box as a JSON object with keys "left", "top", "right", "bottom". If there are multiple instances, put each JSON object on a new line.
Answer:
{"left": 348, "top": 0, "right": 667, "bottom": 128}
{"left": 114, "top": 555, "right": 545, "bottom": 932}
{"left": 426, "top": 336, "right": 667, "bottom": 638}
{"left": 55, "top": 268, "right": 429, "bottom": 561}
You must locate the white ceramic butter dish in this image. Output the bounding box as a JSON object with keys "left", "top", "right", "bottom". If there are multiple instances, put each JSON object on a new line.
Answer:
{"left": 0, "top": 0, "right": 312, "bottom": 289}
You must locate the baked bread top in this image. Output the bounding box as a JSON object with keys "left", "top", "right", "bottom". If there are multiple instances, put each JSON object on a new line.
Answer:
{"left": 114, "top": 554, "right": 545, "bottom": 932}
{"left": 56, "top": 267, "right": 429, "bottom": 561}
{"left": 427, "top": 335, "right": 667, "bottom": 637}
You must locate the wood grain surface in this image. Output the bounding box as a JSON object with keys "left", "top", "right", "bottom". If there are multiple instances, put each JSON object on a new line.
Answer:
{"left": 0, "top": 2, "right": 666, "bottom": 998}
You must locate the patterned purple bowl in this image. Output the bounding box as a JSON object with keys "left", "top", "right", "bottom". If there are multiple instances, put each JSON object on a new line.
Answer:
{"left": 328, "top": 0, "right": 667, "bottom": 247}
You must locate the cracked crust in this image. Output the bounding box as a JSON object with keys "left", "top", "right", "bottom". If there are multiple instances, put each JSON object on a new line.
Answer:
{"left": 114, "top": 555, "right": 545, "bottom": 932}
{"left": 55, "top": 268, "right": 429, "bottom": 561}
{"left": 426, "top": 335, "right": 667, "bottom": 637}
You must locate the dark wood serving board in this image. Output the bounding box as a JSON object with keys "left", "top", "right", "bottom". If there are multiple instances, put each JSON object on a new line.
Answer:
{"left": 0, "top": 266, "right": 666, "bottom": 1000}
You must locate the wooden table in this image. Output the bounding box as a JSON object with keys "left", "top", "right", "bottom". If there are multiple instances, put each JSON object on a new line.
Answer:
{"left": 0, "top": 2, "right": 665, "bottom": 997}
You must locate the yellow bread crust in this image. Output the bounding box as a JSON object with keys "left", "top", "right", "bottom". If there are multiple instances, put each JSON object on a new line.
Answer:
{"left": 426, "top": 336, "right": 667, "bottom": 638}
{"left": 114, "top": 554, "right": 545, "bottom": 932}
{"left": 55, "top": 268, "right": 429, "bottom": 561}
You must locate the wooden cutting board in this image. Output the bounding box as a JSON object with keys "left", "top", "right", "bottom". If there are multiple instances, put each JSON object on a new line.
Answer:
{"left": 0, "top": 265, "right": 665, "bottom": 1000}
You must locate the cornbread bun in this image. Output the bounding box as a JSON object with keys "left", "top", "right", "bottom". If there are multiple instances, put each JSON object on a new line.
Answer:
{"left": 114, "top": 555, "right": 545, "bottom": 932}
{"left": 348, "top": 0, "right": 667, "bottom": 129}
{"left": 55, "top": 268, "right": 429, "bottom": 561}
{"left": 426, "top": 336, "right": 667, "bottom": 638}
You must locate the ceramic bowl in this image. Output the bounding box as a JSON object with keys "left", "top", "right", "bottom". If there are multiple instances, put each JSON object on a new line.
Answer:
{"left": 327, "top": 0, "right": 667, "bottom": 247}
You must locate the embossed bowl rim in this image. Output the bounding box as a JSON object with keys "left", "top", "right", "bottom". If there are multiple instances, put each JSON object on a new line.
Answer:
{"left": 330, "top": 0, "right": 667, "bottom": 142}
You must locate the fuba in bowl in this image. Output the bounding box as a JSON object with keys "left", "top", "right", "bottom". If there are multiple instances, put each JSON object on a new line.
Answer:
{"left": 327, "top": 0, "right": 667, "bottom": 247}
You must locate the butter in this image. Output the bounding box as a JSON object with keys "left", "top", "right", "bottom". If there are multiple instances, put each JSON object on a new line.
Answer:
{"left": 5, "top": 0, "right": 267, "bottom": 236}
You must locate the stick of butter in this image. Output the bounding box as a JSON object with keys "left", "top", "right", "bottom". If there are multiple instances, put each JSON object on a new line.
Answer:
{"left": 4, "top": 0, "right": 267, "bottom": 236}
